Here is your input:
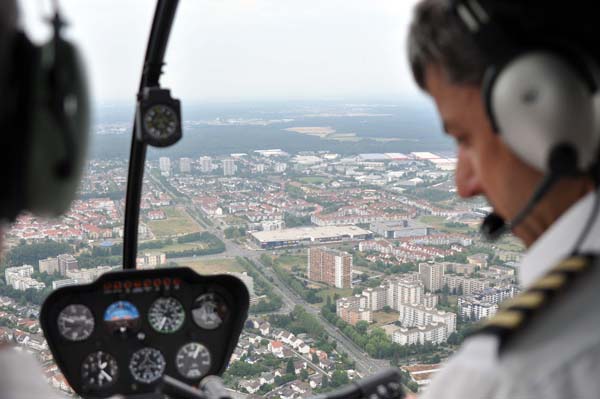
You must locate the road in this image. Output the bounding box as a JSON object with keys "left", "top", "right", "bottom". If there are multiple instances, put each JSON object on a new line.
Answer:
{"left": 147, "top": 172, "right": 389, "bottom": 375}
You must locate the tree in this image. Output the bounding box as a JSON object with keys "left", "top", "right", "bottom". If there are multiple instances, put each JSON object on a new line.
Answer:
{"left": 300, "top": 369, "right": 309, "bottom": 381}
{"left": 322, "top": 375, "right": 329, "bottom": 388}
{"left": 330, "top": 370, "right": 349, "bottom": 388}
{"left": 355, "top": 321, "right": 369, "bottom": 335}
{"left": 286, "top": 358, "right": 295, "bottom": 375}
{"left": 312, "top": 353, "right": 320, "bottom": 364}
{"left": 383, "top": 305, "right": 392, "bottom": 313}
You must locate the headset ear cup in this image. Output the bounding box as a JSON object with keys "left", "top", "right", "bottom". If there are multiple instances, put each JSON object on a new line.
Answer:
{"left": 491, "top": 52, "right": 599, "bottom": 173}
{"left": 482, "top": 64, "right": 502, "bottom": 134}
{"left": 26, "top": 38, "right": 90, "bottom": 217}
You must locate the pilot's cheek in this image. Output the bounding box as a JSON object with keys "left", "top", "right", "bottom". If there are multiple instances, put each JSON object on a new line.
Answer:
{"left": 455, "top": 150, "right": 484, "bottom": 199}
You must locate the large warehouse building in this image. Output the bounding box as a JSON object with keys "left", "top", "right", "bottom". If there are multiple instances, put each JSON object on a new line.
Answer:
{"left": 251, "top": 225, "right": 372, "bottom": 249}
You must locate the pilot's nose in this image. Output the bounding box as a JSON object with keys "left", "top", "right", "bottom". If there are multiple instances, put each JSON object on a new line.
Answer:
{"left": 455, "top": 150, "right": 483, "bottom": 198}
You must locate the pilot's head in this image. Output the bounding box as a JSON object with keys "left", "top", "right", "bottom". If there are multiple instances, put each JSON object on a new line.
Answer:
{"left": 408, "top": 0, "right": 597, "bottom": 246}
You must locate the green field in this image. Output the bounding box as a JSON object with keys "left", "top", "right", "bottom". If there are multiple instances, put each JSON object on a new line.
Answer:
{"left": 372, "top": 311, "right": 399, "bottom": 327}
{"left": 148, "top": 207, "right": 203, "bottom": 237}
{"left": 174, "top": 258, "right": 245, "bottom": 274}
{"left": 274, "top": 254, "right": 306, "bottom": 272}
{"left": 317, "top": 287, "right": 353, "bottom": 303}
{"left": 417, "top": 215, "right": 473, "bottom": 234}
{"left": 298, "top": 176, "right": 331, "bottom": 185}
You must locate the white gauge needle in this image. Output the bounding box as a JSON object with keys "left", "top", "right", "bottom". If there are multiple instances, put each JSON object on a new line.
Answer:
{"left": 100, "top": 370, "right": 112, "bottom": 382}
{"left": 159, "top": 317, "right": 167, "bottom": 330}
{"left": 192, "top": 346, "right": 200, "bottom": 358}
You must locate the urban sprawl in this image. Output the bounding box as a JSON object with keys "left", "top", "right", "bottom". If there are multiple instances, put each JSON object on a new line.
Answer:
{"left": 0, "top": 147, "right": 524, "bottom": 397}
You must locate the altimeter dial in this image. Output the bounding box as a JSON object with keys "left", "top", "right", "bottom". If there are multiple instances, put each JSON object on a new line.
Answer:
{"left": 81, "top": 351, "right": 118, "bottom": 390}
{"left": 148, "top": 297, "right": 185, "bottom": 334}
{"left": 176, "top": 342, "right": 211, "bottom": 379}
{"left": 58, "top": 304, "right": 95, "bottom": 341}
{"left": 129, "top": 347, "right": 166, "bottom": 384}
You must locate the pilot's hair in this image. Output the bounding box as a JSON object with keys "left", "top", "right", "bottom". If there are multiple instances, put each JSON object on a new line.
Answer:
{"left": 0, "top": 0, "right": 17, "bottom": 36}
{"left": 408, "top": 0, "right": 600, "bottom": 91}
{"left": 0, "top": 0, "right": 18, "bottom": 78}
{"left": 408, "top": 0, "right": 487, "bottom": 90}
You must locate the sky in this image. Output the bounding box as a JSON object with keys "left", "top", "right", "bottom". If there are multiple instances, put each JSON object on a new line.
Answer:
{"left": 20, "top": 0, "right": 426, "bottom": 105}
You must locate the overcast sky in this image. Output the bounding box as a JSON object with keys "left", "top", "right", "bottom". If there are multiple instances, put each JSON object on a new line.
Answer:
{"left": 20, "top": 0, "right": 425, "bottom": 105}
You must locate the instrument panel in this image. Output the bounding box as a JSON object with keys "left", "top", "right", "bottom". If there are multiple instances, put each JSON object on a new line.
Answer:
{"left": 41, "top": 267, "right": 249, "bottom": 399}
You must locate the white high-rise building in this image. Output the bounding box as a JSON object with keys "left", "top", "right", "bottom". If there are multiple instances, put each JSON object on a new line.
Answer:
{"left": 274, "top": 163, "right": 287, "bottom": 173}
{"left": 159, "top": 157, "right": 171, "bottom": 176}
{"left": 179, "top": 157, "right": 192, "bottom": 173}
{"left": 199, "top": 156, "right": 212, "bottom": 173}
{"left": 223, "top": 159, "right": 236, "bottom": 176}
{"left": 385, "top": 277, "right": 423, "bottom": 310}
{"left": 39, "top": 257, "right": 59, "bottom": 274}
{"left": 419, "top": 263, "right": 445, "bottom": 292}
{"left": 362, "top": 286, "right": 387, "bottom": 311}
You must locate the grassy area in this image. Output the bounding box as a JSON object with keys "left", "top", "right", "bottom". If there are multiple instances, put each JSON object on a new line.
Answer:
{"left": 298, "top": 176, "right": 331, "bottom": 185}
{"left": 417, "top": 215, "right": 473, "bottom": 234}
{"left": 157, "top": 241, "right": 209, "bottom": 252}
{"left": 148, "top": 207, "right": 203, "bottom": 237}
{"left": 317, "top": 287, "right": 353, "bottom": 303}
{"left": 174, "top": 258, "right": 245, "bottom": 274}
{"left": 274, "top": 254, "right": 306, "bottom": 272}
{"left": 372, "top": 311, "right": 399, "bottom": 327}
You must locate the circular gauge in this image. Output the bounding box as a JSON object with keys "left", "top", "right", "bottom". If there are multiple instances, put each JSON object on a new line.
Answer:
{"left": 148, "top": 297, "right": 185, "bottom": 334}
{"left": 81, "top": 351, "right": 118, "bottom": 390}
{"left": 176, "top": 342, "right": 212, "bottom": 379}
{"left": 104, "top": 300, "right": 141, "bottom": 335}
{"left": 58, "top": 304, "right": 94, "bottom": 341}
{"left": 191, "top": 293, "right": 228, "bottom": 330}
{"left": 129, "top": 347, "right": 166, "bottom": 384}
{"left": 143, "top": 104, "right": 178, "bottom": 141}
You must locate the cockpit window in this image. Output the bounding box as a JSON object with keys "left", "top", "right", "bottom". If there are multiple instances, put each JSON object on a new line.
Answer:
{"left": 1, "top": 1, "right": 524, "bottom": 397}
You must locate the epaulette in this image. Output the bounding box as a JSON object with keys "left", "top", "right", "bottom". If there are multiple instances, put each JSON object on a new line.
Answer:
{"left": 471, "top": 254, "right": 596, "bottom": 354}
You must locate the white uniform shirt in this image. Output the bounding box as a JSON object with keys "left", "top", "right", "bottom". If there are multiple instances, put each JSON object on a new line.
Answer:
{"left": 422, "top": 192, "right": 600, "bottom": 399}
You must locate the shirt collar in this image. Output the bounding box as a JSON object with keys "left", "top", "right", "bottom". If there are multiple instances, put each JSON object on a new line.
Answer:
{"left": 519, "top": 190, "right": 599, "bottom": 288}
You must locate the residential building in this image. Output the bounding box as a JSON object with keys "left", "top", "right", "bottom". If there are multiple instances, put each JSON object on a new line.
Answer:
{"left": 308, "top": 247, "right": 352, "bottom": 288}
{"left": 199, "top": 156, "right": 212, "bottom": 173}
{"left": 419, "top": 263, "right": 445, "bottom": 292}
{"left": 159, "top": 157, "right": 171, "bottom": 176}
{"left": 223, "top": 159, "right": 236, "bottom": 176}
{"left": 361, "top": 285, "right": 387, "bottom": 311}
{"left": 57, "top": 254, "right": 78, "bottom": 276}
{"left": 398, "top": 303, "right": 456, "bottom": 338}
{"left": 38, "top": 257, "right": 59, "bottom": 274}
{"left": 336, "top": 296, "right": 371, "bottom": 325}
{"left": 371, "top": 220, "right": 431, "bottom": 238}
{"left": 179, "top": 157, "right": 192, "bottom": 173}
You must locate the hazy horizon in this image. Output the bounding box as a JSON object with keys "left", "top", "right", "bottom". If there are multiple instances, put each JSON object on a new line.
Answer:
{"left": 20, "top": 0, "right": 424, "bottom": 104}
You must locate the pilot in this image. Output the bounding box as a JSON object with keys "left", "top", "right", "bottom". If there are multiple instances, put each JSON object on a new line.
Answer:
{"left": 408, "top": 0, "right": 600, "bottom": 398}
{"left": 1, "top": 0, "right": 87, "bottom": 397}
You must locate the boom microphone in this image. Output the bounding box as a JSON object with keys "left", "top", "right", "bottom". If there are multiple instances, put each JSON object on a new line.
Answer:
{"left": 481, "top": 144, "right": 580, "bottom": 240}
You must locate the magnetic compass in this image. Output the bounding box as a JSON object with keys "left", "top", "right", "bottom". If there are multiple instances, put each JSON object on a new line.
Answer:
{"left": 136, "top": 87, "right": 182, "bottom": 147}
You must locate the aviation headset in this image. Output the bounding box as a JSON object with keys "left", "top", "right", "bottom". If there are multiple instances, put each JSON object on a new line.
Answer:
{"left": 452, "top": 0, "right": 600, "bottom": 173}
{"left": 451, "top": 0, "right": 600, "bottom": 238}
{"left": 0, "top": 9, "right": 89, "bottom": 223}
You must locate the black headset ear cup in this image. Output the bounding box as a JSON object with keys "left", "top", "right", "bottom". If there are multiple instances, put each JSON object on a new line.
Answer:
{"left": 25, "top": 36, "right": 90, "bottom": 217}
{"left": 482, "top": 64, "right": 502, "bottom": 134}
{"left": 0, "top": 33, "right": 40, "bottom": 222}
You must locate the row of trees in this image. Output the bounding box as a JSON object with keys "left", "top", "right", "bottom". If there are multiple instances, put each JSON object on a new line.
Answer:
{"left": 237, "top": 257, "right": 283, "bottom": 313}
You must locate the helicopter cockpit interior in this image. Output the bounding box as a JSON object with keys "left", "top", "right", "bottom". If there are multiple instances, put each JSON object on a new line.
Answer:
{"left": 28, "top": 1, "right": 406, "bottom": 398}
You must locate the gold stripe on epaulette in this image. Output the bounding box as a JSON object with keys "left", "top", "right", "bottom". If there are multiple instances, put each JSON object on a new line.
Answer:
{"left": 529, "top": 274, "right": 567, "bottom": 291}
{"left": 501, "top": 291, "right": 546, "bottom": 310}
{"left": 551, "top": 256, "right": 590, "bottom": 273}
{"left": 482, "top": 309, "right": 525, "bottom": 330}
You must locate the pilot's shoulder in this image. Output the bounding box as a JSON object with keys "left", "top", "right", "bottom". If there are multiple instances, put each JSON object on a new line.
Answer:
{"left": 420, "top": 335, "right": 501, "bottom": 399}
{"left": 474, "top": 255, "right": 599, "bottom": 354}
